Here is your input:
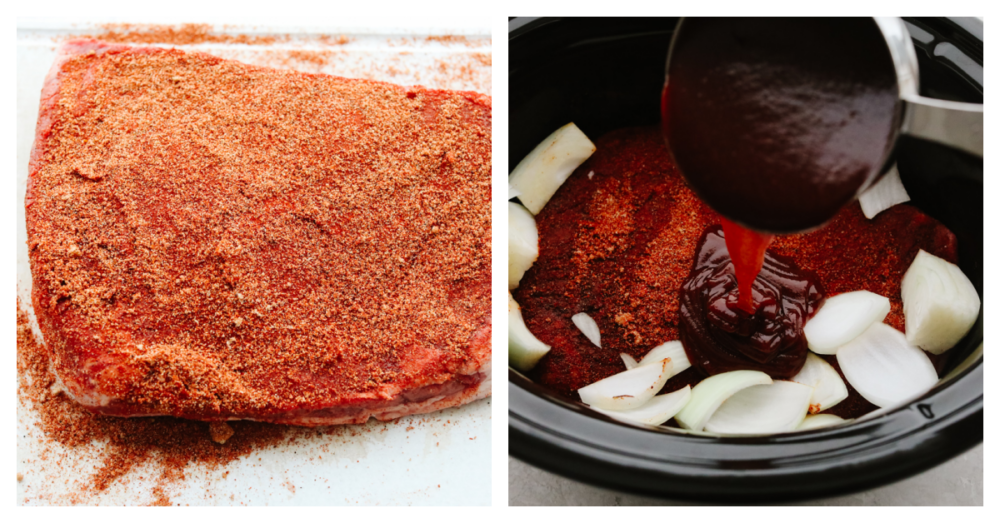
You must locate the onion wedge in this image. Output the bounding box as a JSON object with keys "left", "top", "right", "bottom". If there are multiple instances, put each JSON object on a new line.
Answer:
{"left": 508, "top": 292, "right": 550, "bottom": 372}
{"left": 837, "top": 322, "right": 938, "bottom": 409}
{"left": 901, "top": 250, "right": 981, "bottom": 354}
{"left": 571, "top": 312, "right": 601, "bottom": 348}
{"left": 704, "top": 381, "right": 814, "bottom": 435}
{"left": 858, "top": 163, "right": 910, "bottom": 219}
{"left": 797, "top": 414, "right": 848, "bottom": 431}
{"left": 791, "top": 353, "right": 848, "bottom": 413}
{"left": 508, "top": 122, "right": 596, "bottom": 214}
{"left": 675, "top": 370, "right": 772, "bottom": 431}
{"left": 508, "top": 183, "right": 521, "bottom": 200}
{"left": 593, "top": 386, "right": 692, "bottom": 426}
{"left": 620, "top": 353, "right": 639, "bottom": 370}
{"left": 804, "top": 290, "right": 890, "bottom": 355}
{"left": 508, "top": 202, "right": 539, "bottom": 290}
{"left": 578, "top": 359, "right": 673, "bottom": 411}
{"left": 638, "top": 340, "right": 691, "bottom": 375}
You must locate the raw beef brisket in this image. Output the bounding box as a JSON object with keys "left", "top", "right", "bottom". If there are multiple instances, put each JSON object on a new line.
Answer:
{"left": 26, "top": 40, "right": 491, "bottom": 426}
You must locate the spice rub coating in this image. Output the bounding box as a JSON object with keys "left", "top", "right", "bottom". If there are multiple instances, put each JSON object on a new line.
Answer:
{"left": 514, "top": 126, "right": 956, "bottom": 420}
{"left": 26, "top": 40, "right": 491, "bottom": 425}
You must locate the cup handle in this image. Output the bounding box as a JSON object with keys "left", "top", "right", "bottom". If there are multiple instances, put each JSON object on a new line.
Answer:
{"left": 902, "top": 95, "right": 983, "bottom": 158}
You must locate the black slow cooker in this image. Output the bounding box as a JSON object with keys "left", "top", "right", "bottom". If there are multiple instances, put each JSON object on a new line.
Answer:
{"left": 508, "top": 17, "right": 983, "bottom": 503}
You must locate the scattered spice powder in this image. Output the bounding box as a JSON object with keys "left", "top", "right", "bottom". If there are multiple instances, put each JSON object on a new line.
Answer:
{"left": 61, "top": 23, "right": 490, "bottom": 95}
{"left": 286, "top": 49, "right": 336, "bottom": 67}
{"left": 71, "top": 23, "right": 286, "bottom": 46}
{"left": 470, "top": 53, "right": 492, "bottom": 67}
{"left": 425, "top": 35, "right": 477, "bottom": 47}
{"left": 317, "top": 34, "right": 352, "bottom": 46}
{"left": 18, "top": 303, "right": 289, "bottom": 504}
{"left": 436, "top": 57, "right": 480, "bottom": 88}
{"left": 150, "top": 486, "right": 173, "bottom": 507}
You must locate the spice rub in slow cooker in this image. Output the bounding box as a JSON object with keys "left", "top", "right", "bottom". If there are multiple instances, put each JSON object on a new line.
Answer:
{"left": 26, "top": 40, "right": 492, "bottom": 425}
{"left": 513, "top": 125, "right": 958, "bottom": 420}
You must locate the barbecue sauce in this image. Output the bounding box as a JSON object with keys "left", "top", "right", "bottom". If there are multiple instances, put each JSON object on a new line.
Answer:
{"left": 720, "top": 217, "right": 773, "bottom": 314}
{"left": 662, "top": 18, "right": 898, "bottom": 378}
{"left": 678, "top": 225, "right": 824, "bottom": 379}
{"left": 662, "top": 17, "right": 899, "bottom": 233}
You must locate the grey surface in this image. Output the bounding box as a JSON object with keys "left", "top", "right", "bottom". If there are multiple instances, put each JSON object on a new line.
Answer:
{"left": 509, "top": 443, "right": 982, "bottom": 506}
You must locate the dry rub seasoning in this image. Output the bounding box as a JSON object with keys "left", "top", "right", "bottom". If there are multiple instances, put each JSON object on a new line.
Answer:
{"left": 27, "top": 40, "right": 490, "bottom": 422}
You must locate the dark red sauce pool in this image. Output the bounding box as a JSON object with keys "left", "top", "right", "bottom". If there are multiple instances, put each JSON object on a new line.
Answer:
{"left": 514, "top": 126, "right": 958, "bottom": 421}
{"left": 679, "top": 225, "right": 824, "bottom": 379}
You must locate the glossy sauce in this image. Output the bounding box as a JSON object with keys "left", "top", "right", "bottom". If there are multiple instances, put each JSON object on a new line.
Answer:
{"left": 662, "top": 18, "right": 899, "bottom": 233}
{"left": 662, "top": 18, "right": 899, "bottom": 379}
{"left": 679, "top": 225, "right": 824, "bottom": 379}
{"left": 720, "top": 217, "right": 773, "bottom": 313}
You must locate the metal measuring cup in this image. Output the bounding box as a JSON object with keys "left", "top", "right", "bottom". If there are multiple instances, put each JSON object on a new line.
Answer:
{"left": 875, "top": 17, "right": 982, "bottom": 158}
{"left": 663, "top": 17, "right": 983, "bottom": 233}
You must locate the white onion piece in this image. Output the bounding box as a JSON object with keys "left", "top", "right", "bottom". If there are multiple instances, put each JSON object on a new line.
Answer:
{"left": 508, "top": 293, "right": 550, "bottom": 372}
{"left": 620, "top": 353, "right": 639, "bottom": 370}
{"left": 638, "top": 340, "right": 691, "bottom": 375}
{"left": 858, "top": 164, "right": 910, "bottom": 219}
{"left": 804, "top": 291, "right": 890, "bottom": 355}
{"left": 704, "top": 381, "right": 814, "bottom": 435}
{"left": 508, "top": 122, "right": 596, "bottom": 214}
{"left": 594, "top": 386, "right": 691, "bottom": 426}
{"left": 901, "top": 250, "right": 981, "bottom": 354}
{"left": 578, "top": 359, "right": 673, "bottom": 411}
{"left": 571, "top": 312, "right": 601, "bottom": 348}
{"left": 791, "top": 353, "right": 848, "bottom": 413}
{"left": 797, "top": 414, "right": 848, "bottom": 431}
{"left": 675, "top": 370, "right": 772, "bottom": 431}
{"left": 508, "top": 202, "right": 539, "bottom": 290}
{"left": 837, "top": 322, "right": 938, "bottom": 408}
{"left": 508, "top": 183, "right": 521, "bottom": 200}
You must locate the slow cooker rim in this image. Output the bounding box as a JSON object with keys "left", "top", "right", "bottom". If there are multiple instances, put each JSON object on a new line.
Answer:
{"left": 510, "top": 360, "right": 982, "bottom": 502}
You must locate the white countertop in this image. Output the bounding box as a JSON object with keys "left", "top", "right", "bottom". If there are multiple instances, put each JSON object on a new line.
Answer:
{"left": 509, "top": 444, "right": 982, "bottom": 505}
